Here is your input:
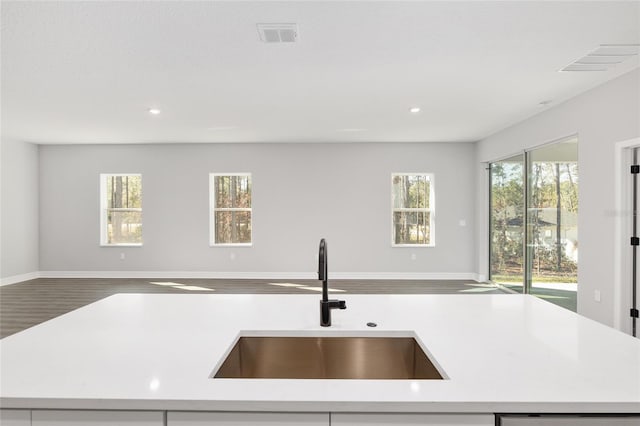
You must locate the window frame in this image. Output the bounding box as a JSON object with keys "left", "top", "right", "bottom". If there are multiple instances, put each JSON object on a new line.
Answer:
{"left": 391, "top": 172, "right": 435, "bottom": 247}
{"left": 99, "top": 173, "right": 143, "bottom": 247}
{"left": 209, "top": 173, "right": 253, "bottom": 247}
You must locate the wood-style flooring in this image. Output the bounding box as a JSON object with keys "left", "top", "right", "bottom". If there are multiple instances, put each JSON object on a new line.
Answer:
{"left": 0, "top": 278, "right": 506, "bottom": 338}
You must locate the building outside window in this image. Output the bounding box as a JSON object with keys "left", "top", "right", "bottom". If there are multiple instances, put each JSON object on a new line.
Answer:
{"left": 392, "top": 173, "right": 434, "bottom": 246}
{"left": 210, "top": 173, "right": 252, "bottom": 245}
{"left": 100, "top": 174, "right": 142, "bottom": 245}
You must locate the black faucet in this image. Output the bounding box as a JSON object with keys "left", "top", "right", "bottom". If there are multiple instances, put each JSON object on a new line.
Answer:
{"left": 318, "top": 238, "right": 346, "bottom": 327}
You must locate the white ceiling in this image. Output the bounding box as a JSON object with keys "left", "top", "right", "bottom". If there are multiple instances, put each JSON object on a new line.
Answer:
{"left": 1, "top": 1, "right": 639, "bottom": 144}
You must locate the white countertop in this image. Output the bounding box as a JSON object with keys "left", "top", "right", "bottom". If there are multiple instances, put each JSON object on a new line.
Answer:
{"left": 1, "top": 293, "right": 639, "bottom": 413}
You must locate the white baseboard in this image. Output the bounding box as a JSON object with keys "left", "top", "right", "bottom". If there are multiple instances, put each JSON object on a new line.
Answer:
{"left": 37, "top": 271, "right": 481, "bottom": 281}
{"left": 2, "top": 271, "right": 483, "bottom": 285}
{"left": 0, "top": 271, "right": 40, "bottom": 286}
{"left": 331, "top": 272, "right": 480, "bottom": 281}
{"left": 38, "top": 271, "right": 318, "bottom": 280}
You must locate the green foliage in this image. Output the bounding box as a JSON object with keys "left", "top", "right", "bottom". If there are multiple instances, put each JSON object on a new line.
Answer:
{"left": 490, "top": 161, "right": 578, "bottom": 282}
{"left": 107, "top": 175, "right": 142, "bottom": 209}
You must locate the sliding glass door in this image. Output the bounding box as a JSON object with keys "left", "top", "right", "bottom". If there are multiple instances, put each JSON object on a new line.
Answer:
{"left": 490, "top": 138, "right": 578, "bottom": 311}
{"left": 527, "top": 141, "right": 578, "bottom": 311}
{"left": 490, "top": 154, "right": 525, "bottom": 292}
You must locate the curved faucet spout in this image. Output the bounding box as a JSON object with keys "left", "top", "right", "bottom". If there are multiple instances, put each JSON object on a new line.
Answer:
{"left": 318, "top": 238, "right": 346, "bottom": 327}
{"left": 318, "top": 238, "right": 328, "bottom": 301}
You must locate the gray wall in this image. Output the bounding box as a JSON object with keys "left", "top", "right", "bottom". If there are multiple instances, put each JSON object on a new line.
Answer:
{"left": 39, "top": 142, "right": 476, "bottom": 278}
{"left": 476, "top": 69, "right": 640, "bottom": 329}
{"left": 1, "top": 139, "right": 39, "bottom": 282}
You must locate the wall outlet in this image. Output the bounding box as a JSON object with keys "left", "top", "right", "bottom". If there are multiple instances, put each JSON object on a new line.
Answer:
{"left": 230, "top": 252, "right": 236, "bottom": 261}
{"left": 410, "top": 253, "right": 417, "bottom": 261}
{"left": 120, "top": 252, "right": 125, "bottom": 261}
{"left": 594, "top": 290, "right": 601, "bottom": 302}
{"left": 459, "top": 219, "right": 467, "bottom": 227}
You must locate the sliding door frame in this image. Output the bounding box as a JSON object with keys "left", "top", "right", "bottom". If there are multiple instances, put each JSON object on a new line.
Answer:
{"left": 523, "top": 150, "right": 532, "bottom": 295}
{"left": 488, "top": 151, "right": 525, "bottom": 290}
{"left": 489, "top": 135, "right": 578, "bottom": 299}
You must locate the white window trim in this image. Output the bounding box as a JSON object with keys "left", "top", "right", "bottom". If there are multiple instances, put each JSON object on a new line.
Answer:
{"left": 391, "top": 173, "right": 435, "bottom": 247}
{"left": 209, "top": 173, "right": 253, "bottom": 247}
{"left": 99, "top": 173, "right": 143, "bottom": 247}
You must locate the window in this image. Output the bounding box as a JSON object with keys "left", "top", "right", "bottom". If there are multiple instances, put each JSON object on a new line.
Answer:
{"left": 489, "top": 137, "right": 578, "bottom": 312}
{"left": 100, "top": 174, "right": 142, "bottom": 246}
{"left": 392, "top": 173, "right": 434, "bottom": 246}
{"left": 210, "top": 174, "right": 252, "bottom": 245}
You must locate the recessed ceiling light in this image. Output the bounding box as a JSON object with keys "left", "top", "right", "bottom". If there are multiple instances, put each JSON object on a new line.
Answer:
{"left": 148, "top": 108, "right": 161, "bottom": 115}
{"left": 409, "top": 107, "right": 421, "bottom": 114}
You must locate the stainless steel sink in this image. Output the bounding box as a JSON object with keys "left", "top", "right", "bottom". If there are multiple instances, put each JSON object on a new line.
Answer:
{"left": 212, "top": 336, "right": 444, "bottom": 379}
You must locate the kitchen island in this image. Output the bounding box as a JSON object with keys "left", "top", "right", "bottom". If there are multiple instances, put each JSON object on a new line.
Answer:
{"left": 1, "top": 293, "right": 639, "bottom": 425}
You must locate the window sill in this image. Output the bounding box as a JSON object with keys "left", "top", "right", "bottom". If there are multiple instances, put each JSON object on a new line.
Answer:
{"left": 100, "top": 244, "right": 143, "bottom": 247}
{"left": 210, "top": 243, "right": 253, "bottom": 248}
{"left": 392, "top": 244, "right": 435, "bottom": 248}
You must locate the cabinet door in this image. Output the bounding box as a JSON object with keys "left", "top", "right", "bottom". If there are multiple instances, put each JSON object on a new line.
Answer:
{"left": 499, "top": 415, "right": 640, "bottom": 425}
{"left": 168, "top": 411, "right": 329, "bottom": 426}
{"left": 0, "top": 409, "right": 31, "bottom": 426}
{"left": 331, "top": 413, "right": 494, "bottom": 426}
{"left": 32, "top": 410, "right": 163, "bottom": 426}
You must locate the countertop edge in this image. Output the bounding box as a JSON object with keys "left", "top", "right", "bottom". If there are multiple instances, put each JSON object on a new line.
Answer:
{"left": 2, "top": 398, "right": 640, "bottom": 414}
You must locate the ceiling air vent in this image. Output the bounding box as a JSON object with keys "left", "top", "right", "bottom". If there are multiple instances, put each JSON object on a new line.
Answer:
{"left": 561, "top": 44, "right": 640, "bottom": 72}
{"left": 257, "top": 23, "right": 298, "bottom": 43}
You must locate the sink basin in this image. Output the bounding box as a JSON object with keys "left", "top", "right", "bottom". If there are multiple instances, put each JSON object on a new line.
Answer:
{"left": 212, "top": 336, "right": 444, "bottom": 379}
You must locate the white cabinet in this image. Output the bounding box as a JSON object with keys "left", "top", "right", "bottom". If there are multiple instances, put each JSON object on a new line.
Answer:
{"left": 31, "top": 410, "right": 163, "bottom": 426}
{"left": 0, "top": 409, "right": 31, "bottom": 426}
{"left": 498, "top": 415, "right": 640, "bottom": 425}
{"left": 168, "top": 411, "right": 329, "bottom": 425}
{"left": 331, "top": 413, "right": 495, "bottom": 426}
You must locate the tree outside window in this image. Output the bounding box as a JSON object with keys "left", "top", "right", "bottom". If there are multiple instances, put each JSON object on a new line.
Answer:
{"left": 210, "top": 174, "right": 252, "bottom": 245}
{"left": 392, "top": 173, "right": 434, "bottom": 246}
{"left": 100, "top": 174, "right": 142, "bottom": 245}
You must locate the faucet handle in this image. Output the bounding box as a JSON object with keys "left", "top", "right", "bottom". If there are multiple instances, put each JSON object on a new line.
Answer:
{"left": 320, "top": 299, "right": 347, "bottom": 327}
